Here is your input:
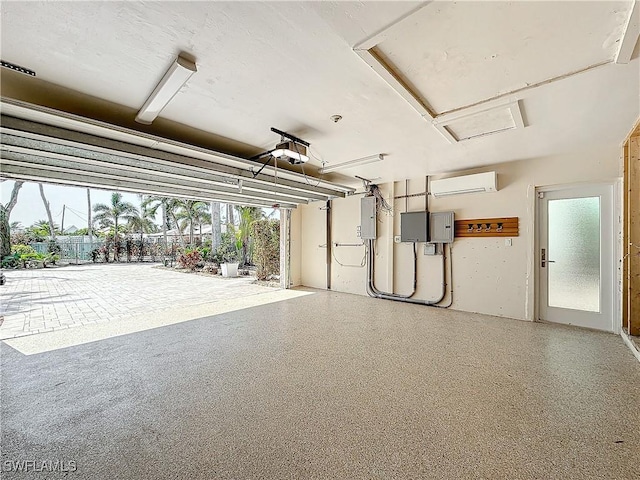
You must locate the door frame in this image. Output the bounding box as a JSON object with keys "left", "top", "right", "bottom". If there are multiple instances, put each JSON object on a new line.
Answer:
{"left": 534, "top": 181, "right": 621, "bottom": 333}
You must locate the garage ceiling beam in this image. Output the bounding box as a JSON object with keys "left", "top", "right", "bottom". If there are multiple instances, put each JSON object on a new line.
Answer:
{"left": 0, "top": 110, "right": 354, "bottom": 201}
{"left": 0, "top": 154, "right": 308, "bottom": 206}
{"left": 0, "top": 143, "right": 320, "bottom": 203}
{"left": 0, "top": 163, "right": 298, "bottom": 209}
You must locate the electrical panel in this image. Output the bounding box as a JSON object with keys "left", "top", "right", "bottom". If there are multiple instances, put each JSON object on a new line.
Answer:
{"left": 360, "top": 197, "right": 377, "bottom": 240}
{"left": 400, "top": 211, "right": 429, "bottom": 243}
{"left": 430, "top": 211, "right": 455, "bottom": 243}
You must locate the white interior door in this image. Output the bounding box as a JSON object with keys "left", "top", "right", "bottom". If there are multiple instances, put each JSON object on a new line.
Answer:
{"left": 538, "top": 184, "right": 615, "bottom": 331}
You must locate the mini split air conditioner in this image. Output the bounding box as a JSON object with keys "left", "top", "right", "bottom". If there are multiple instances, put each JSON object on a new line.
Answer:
{"left": 430, "top": 171, "right": 497, "bottom": 198}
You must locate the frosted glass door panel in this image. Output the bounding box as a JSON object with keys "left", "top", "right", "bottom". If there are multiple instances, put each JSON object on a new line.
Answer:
{"left": 547, "top": 197, "right": 600, "bottom": 312}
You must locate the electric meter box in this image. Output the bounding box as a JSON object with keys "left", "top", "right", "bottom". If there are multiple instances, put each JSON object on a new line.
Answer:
{"left": 401, "top": 211, "right": 429, "bottom": 243}
{"left": 429, "top": 211, "right": 455, "bottom": 243}
{"left": 360, "top": 197, "right": 377, "bottom": 240}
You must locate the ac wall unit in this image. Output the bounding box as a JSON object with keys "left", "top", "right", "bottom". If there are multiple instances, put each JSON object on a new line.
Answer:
{"left": 430, "top": 171, "right": 497, "bottom": 198}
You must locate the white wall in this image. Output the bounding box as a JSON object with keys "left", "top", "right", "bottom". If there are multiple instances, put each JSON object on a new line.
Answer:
{"left": 297, "top": 145, "right": 621, "bottom": 321}
{"left": 289, "top": 208, "right": 302, "bottom": 287}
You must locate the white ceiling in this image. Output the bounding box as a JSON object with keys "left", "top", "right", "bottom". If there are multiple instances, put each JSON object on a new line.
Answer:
{"left": 1, "top": 1, "right": 638, "bottom": 186}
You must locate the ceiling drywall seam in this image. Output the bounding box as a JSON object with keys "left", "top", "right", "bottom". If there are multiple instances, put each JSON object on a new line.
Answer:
{"left": 351, "top": 3, "right": 622, "bottom": 144}
{"left": 437, "top": 60, "right": 613, "bottom": 118}
{"left": 352, "top": 2, "right": 434, "bottom": 51}
{"left": 615, "top": 0, "right": 640, "bottom": 64}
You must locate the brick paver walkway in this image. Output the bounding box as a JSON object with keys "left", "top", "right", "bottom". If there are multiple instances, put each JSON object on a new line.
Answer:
{"left": 0, "top": 264, "right": 278, "bottom": 339}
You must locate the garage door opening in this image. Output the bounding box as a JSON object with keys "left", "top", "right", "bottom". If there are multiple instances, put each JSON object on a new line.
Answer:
{"left": 0, "top": 180, "right": 293, "bottom": 341}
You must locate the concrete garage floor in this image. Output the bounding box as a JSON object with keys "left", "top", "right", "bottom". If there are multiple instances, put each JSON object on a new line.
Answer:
{"left": 1, "top": 290, "right": 639, "bottom": 479}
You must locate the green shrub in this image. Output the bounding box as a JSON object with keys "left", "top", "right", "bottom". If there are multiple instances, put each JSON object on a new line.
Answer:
{"left": 251, "top": 220, "right": 280, "bottom": 281}
{"left": 177, "top": 249, "right": 202, "bottom": 271}
{"left": 2, "top": 253, "right": 19, "bottom": 269}
{"left": 44, "top": 253, "right": 60, "bottom": 266}
{"left": 214, "top": 230, "right": 240, "bottom": 264}
{"left": 11, "top": 244, "right": 37, "bottom": 256}
{"left": 47, "top": 240, "right": 61, "bottom": 256}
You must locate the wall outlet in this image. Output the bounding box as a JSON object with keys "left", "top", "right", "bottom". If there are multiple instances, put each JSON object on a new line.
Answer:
{"left": 394, "top": 235, "right": 401, "bottom": 244}
{"left": 356, "top": 226, "right": 361, "bottom": 238}
{"left": 505, "top": 238, "right": 512, "bottom": 247}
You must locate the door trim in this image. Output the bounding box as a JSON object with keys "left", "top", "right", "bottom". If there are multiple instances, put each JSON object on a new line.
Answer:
{"left": 535, "top": 181, "right": 620, "bottom": 333}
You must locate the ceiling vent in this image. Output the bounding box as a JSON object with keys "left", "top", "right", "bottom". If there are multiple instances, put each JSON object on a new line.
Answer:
{"left": 430, "top": 171, "right": 497, "bottom": 197}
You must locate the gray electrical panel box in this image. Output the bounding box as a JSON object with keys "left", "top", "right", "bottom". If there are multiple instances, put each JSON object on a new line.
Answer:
{"left": 360, "top": 196, "right": 377, "bottom": 240}
{"left": 401, "top": 211, "right": 429, "bottom": 243}
{"left": 429, "top": 211, "right": 455, "bottom": 243}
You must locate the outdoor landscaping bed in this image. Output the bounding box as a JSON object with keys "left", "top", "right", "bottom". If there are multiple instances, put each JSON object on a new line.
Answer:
{"left": 153, "top": 264, "right": 280, "bottom": 287}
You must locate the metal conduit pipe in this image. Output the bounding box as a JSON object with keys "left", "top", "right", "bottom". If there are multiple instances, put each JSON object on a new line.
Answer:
{"left": 365, "top": 239, "right": 418, "bottom": 299}
{"left": 366, "top": 239, "right": 447, "bottom": 306}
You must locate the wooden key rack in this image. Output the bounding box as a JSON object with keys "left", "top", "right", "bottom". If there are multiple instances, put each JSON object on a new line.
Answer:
{"left": 454, "top": 217, "right": 519, "bottom": 238}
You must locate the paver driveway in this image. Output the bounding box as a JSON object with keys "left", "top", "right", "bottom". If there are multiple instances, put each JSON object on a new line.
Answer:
{"left": 0, "top": 263, "right": 278, "bottom": 339}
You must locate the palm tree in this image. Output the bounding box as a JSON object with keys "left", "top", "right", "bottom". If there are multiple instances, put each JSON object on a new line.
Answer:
{"left": 127, "top": 208, "right": 158, "bottom": 242}
{"left": 175, "top": 200, "right": 207, "bottom": 245}
{"left": 226, "top": 204, "right": 235, "bottom": 227}
{"left": 0, "top": 206, "right": 9, "bottom": 259}
{"left": 142, "top": 195, "right": 182, "bottom": 248}
{"left": 87, "top": 188, "right": 93, "bottom": 241}
{"left": 93, "top": 192, "right": 138, "bottom": 237}
{"left": 9, "top": 221, "right": 23, "bottom": 231}
{"left": 236, "top": 206, "right": 264, "bottom": 265}
{"left": 195, "top": 206, "right": 211, "bottom": 243}
{"left": 1, "top": 181, "right": 24, "bottom": 259}
{"left": 26, "top": 220, "right": 60, "bottom": 240}
{"left": 38, "top": 183, "right": 57, "bottom": 241}
{"left": 210, "top": 202, "right": 221, "bottom": 249}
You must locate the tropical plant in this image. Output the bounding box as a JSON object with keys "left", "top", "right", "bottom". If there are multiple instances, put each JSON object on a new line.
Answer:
{"left": 93, "top": 193, "right": 138, "bottom": 235}
{"left": 0, "top": 206, "right": 10, "bottom": 260}
{"left": 11, "top": 244, "right": 37, "bottom": 256}
{"left": 142, "top": 195, "right": 181, "bottom": 247}
{"left": 26, "top": 220, "right": 61, "bottom": 239}
{"left": 236, "top": 206, "right": 264, "bottom": 265}
{"left": 1, "top": 181, "right": 24, "bottom": 258}
{"left": 9, "top": 221, "right": 23, "bottom": 231}
{"left": 175, "top": 200, "right": 208, "bottom": 245}
{"left": 214, "top": 229, "right": 241, "bottom": 264}
{"left": 11, "top": 244, "right": 43, "bottom": 268}
{"left": 93, "top": 193, "right": 137, "bottom": 261}
{"left": 126, "top": 207, "right": 158, "bottom": 242}
{"left": 2, "top": 253, "right": 19, "bottom": 269}
{"left": 10, "top": 231, "right": 30, "bottom": 246}
{"left": 47, "top": 240, "right": 61, "bottom": 263}
{"left": 251, "top": 219, "right": 280, "bottom": 281}
{"left": 68, "top": 227, "right": 90, "bottom": 236}
{"left": 177, "top": 248, "right": 203, "bottom": 271}
{"left": 210, "top": 202, "right": 222, "bottom": 250}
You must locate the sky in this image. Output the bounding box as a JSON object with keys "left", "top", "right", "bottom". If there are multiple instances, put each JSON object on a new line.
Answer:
{"left": 1, "top": 181, "right": 152, "bottom": 230}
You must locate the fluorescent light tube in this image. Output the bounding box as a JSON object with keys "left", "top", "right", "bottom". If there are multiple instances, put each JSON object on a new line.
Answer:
{"left": 320, "top": 154, "right": 383, "bottom": 174}
{"left": 135, "top": 56, "right": 197, "bottom": 125}
{"left": 272, "top": 148, "right": 309, "bottom": 163}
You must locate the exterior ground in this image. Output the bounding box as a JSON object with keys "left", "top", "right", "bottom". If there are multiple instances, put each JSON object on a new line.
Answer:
{"left": 0, "top": 263, "right": 278, "bottom": 339}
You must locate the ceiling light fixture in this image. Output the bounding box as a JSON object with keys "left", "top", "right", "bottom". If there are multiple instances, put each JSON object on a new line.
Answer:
{"left": 320, "top": 154, "right": 383, "bottom": 174}
{"left": 135, "top": 55, "right": 197, "bottom": 125}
